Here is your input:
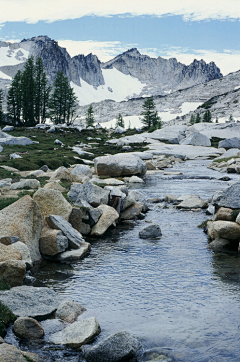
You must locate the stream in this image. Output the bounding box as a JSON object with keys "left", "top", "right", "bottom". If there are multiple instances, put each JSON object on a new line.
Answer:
{"left": 5, "top": 160, "right": 240, "bottom": 362}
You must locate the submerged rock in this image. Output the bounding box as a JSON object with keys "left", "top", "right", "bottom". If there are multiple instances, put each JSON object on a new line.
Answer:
{"left": 50, "top": 317, "right": 101, "bottom": 349}
{"left": 56, "top": 299, "right": 86, "bottom": 323}
{"left": 84, "top": 331, "right": 142, "bottom": 362}
{"left": 139, "top": 224, "right": 162, "bottom": 239}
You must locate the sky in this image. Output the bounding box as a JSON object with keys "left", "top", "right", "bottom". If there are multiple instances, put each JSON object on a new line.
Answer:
{"left": 0, "top": 0, "right": 240, "bottom": 75}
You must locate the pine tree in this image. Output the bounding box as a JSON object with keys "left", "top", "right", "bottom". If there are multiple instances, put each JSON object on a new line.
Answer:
{"left": 195, "top": 113, "right": 201, "bottom": 123}
{"left": 0, "top": 89, "right": 4, "bottom": 126}
{"left": 141, "top": 96, "right": 161, "bottom": 130}
{"left": 34, "top": 57, "right": 51, "bottom": 124}
{"left": 229, "top": 114, "right": 234, "bottom": 122}
{"left": 49, "top": 70, "right": 71, "bottom": 124}
{"left": 190, "top": 114, "right": 195, "bottom": 125}
{"left": 66, "top": 87, "right": 78, "bottom": 125}
{"left": 116, "top": 113, "right": 124, "bottom": 128}
{"left": 21, "top": 56, "right": 35, "bottom": 126}
{"left": 7, "top": 70, "right": 22, "bottom": 126}
{"left": 203, "top": 110, "right": 212, "bottom": 123}
{"left": 85, "top": 105, "right": 94, "bottom": 127}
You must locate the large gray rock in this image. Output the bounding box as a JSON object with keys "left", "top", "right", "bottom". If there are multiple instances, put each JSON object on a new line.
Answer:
{"left": 12, "top": 241, "right": 33, "bottom": 268}
{"left": 94, "top": 153, "right": 147, "bottom": 177}
{"left": 56, "top": 299, "right": 86, "bottom": 323}
{"left": 0, "top": 286, "right": 63, "bottom": 319}
{"left": 46, "top": 214, "right": 88, "bottom": 249}
{"left": 0, "top": 135, "right": 34, "bottom": 146}
{"left": 177, "top": 196, "right": 208, "bottom": 209}
{"left": 33, "top": 188, "right": 72, "bottom": 221}
{"left": 84, "top": 331, "right": 142, "bottom": 362}
{"left": 70, "top": 164, "right": 92, "bottom": 181}
{"left": 219, "top": 137, "right": 240, "bottom": 149}
{"left": 208, "top": 220, "right": 240, "bottom": 241}
{"left": 39, "top": 226, "right": 68, "bottom": 256}
{"left": 0, "top": 260, "right": 26, "bottom": 287}
{"left": 57, "top": 244, "right": 90, "bottom": 263}
{"left": 68, "top": 182, "right": 109, "bottom": 207}
{"left": 212, "top": 181, "right": 240, "bottom": 209}
{"left": 49, "top": 317, "right": 101, "bottom": 349}
{"left": 0, "top": 196, "right": 43, "bottom": 263}
{"left": 139, "top": 224, "right": 162, "bottom": 239}
{"left": 91, "top": 205, "right": 119, "bottom": 236}
{"left": 10, "top": 179, "right": 40, "bottom": 190}
{"left": 180, "top": 132, "right": 211, "bottom": 147}
{"left": 13, "top": 317, "right": 44, "bottom": 340}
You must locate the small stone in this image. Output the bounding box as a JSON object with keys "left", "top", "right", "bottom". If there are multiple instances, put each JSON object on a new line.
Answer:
{"left": 139, "top": 224, "right": 162, "bottom": 239}
{"left": 13, "top": 317, "right": 44, "bottom": 340}
{"left": 57, "top": 244, "right": 90, "bottom": 263}
{"left": 56, "top": 300, "right": 86, "bottom": 323}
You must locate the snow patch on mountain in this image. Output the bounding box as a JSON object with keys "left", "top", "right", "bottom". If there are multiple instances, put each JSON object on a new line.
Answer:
{"left": 0, "top": 46, "right": 29, "bottom": 66}
{"left": 71, "top": 68, "right": 145, "bottom": 106}
{"left": 0, "top": 70, "right": 12, "bottom": 80}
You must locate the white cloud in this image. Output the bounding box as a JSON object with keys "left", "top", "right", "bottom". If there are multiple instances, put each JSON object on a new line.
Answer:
{"left": 58, "top": 39, "right": 240, "bottom": 75}
{"left": 58, "top": 40, "right": 134, "bottom": 62}
{"left": 0, "top": 0, "right": 240, "bottom": 23}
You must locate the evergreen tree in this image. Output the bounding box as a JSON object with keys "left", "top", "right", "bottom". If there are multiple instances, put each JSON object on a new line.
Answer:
{"left": 7, "top": 70, "right": 23, "bottom": 126}
{"left": 85, "top": 104, "right": 94, "bottom": 127}
{"left": 66, "top": 87, "right": 78, "bottom": 125}
{"left": 190, "top": 114, "right": 195, "bottom": 125}
{"left": 195, "top": 113, "right": 201, "bottom": 123}
{"left": 49, "top": 70, "right": 75, "bottom": 124}
{"left": 0, "top": 89, "right": 4, "bottom": 125}
{"left": 215, "top": 117, "right": 219, "bottom": 123}
{"left": 229, "top": 114, "right": 234, "bottom": 122}
{"left": 116, "top": 113, "right": 124, "bottom": 128}
{"left": 21, "top": 56, "right": 35, "bottom": 126}
{"left": 203, "top": 110, "right": 212, "bottom": 123}
{"left": 141, "top": 96, "right": 161, "bottom": 130}
{"left": 34, "top": 57, "right": 51, "bottom": 124}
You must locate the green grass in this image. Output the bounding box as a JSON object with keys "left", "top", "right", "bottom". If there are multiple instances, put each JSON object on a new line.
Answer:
{"left": 0, "top": 168, "right": 20, "bottom": 182}
{"left": 0, "top": 127, "right": 149, "bottom": 171}
{"left": 0, "top": 302, "right": 15, "bottom": 336}
{"left": 23, "top": 357, "right": 35, "bottom": 362}
{"left": 213, "top": 156, "right": 239, "bottom": 163}
{"left": 198, "top": 219, "right": 211, "bottom": 230}
{"left": 211, "top": 137, "right": 224, "bottom": 148}
{"left": 0, "top": 197, "right": 19, "bottom": 210}
{"left": 59, "top": 179, "right": 73, "bottom": 191}
{"left": 0, "top": 281, "right": 10, "bottom": 291}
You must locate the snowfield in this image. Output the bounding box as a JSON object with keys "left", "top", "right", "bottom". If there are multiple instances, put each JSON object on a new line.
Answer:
{"left": 71, "top": 68, "right": 145, "bottom": 106}
{"left": 0, "top": 46, "right": 29, "bottom": 67}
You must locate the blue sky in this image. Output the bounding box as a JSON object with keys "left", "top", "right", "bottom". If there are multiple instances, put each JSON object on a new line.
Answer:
{"left": 1, "top": 0, "right": 240, "bottom": 75}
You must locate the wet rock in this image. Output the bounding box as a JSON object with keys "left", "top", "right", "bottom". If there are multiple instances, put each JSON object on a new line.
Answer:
{"left": 0, "top": 260, "right": 26, "bottom": 287}
{"left": 208, "top": 220, "right": 240, "bottom": 241}
{"left": 46, "top": 215, "right": 88, "bottom": 249}
{"left": 81, "top": 222, "right": 91, "bottom": 235}
{"left": 146, "top": 197, "right": 161, "bottom": 203}
{"left": 0, "top": 343, "right": 43, "bottom": 362}
{"left": 128, "top": 176, "right": 144, "bottom": 183}
{"left": 12, "top": 241, "right": 33, "bottom": 268}
{"left": 145, "top": 161, "right": 157, "bottom": 170}
{"left": 56, "top": 299, "right": 86, "bottom": 323}
{"left": 207, "top": 238, "right": 232, "bottom": 251}
{"left": 94, "top": 153, "right": 147, "bottom": 177}
{"left": 84, "top": 331, "right": 142, "bottom": 362}
{"left": 0, "top": 286, "right": 62, "bottom": 319}
{"left": 219, "top": 176, "right": 231, "bottom": 181}
{"left": 13, "top": 317, "right": 44, "bottom": 340}
{"left": 0, "top": 196, "right": 43, "bottom": 263}
{"left": 213, "top": 207, "right": 234, "bottom": 221}
{"left": 33, "top": 188, "right": 72, "bottom": 221}
{"left": 68, "top": 182, "right": 109, "bottom": 207}
{"left": 177, "top": 196, "right": 207, "bottom": 209}
{"left": 68, "top": 207, "right": 82, "bottom": 232}
{"left": 57, "top": 244, "right": 90, "bottom": 263}
{"left": 39, "top": 226, "right": 68, "bottom": 256}
{"left": 212, "top": 181, "right": 240, "bottom": 209}
{"left": 120, "top": 202, "right": 143, "bottom": 220}
{"left": 91, "top": 205, "right": 119, "bottom": 236}
{"left": 206, "top": 204, "right": 215, "bottom": 215}
{"left": 164, "top": 194, "right": 177, "bottom": 203}
{"left": 122, "top": 195, "right": 136, "bottom": 211}
{"left": 49, "top": 317, "right": 101, "bottom": 349}
{"left": 139, "top": 224, "right": 162, "bottom": 239}
{"left": 0, "top": 243, "right": 22, "bottom": 262}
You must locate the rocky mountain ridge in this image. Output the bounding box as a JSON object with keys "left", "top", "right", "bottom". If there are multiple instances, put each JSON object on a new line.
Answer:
{"left": 0, "top": 35, "right": 222, "bottom": 105}
{"left": 102, "top": 48, "right": 222, "bottom": 96}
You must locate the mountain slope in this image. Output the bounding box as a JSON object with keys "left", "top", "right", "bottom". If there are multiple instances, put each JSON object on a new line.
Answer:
{"left": 0, "top": 36, "right": 223, "bottom": 107}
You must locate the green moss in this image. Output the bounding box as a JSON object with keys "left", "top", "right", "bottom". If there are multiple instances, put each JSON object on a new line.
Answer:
{"left": 0, "top": 302, "right": 15, "bottom": 336}
{"left": 198, "top": 219, "right": 211, "bottom": 229}
{"left": 23, "top": 356, "right": 35, "bottom": 362}
{"left": 0, "top": 168, "right": 20, "bottom": 182}
{"left": 231, "top": 209, "right": 240, "bottom": 221}
{"left": 0, "top": 281, "right": 10, "bottom": 291}
{"left": 0, "top": 197, "right": 19, "bottom": 210}
{"left": 213, "top": 156, "right": 238, "bottom": 163}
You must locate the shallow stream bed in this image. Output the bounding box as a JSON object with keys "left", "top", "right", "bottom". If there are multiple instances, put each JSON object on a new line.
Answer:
{"left": 5, "top": 160, "right": 240, "bottom": 362}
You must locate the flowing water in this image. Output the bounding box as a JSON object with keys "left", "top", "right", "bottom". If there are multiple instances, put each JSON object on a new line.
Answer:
{"left": 6, "top": 160, "right": 240, "bottom": 362}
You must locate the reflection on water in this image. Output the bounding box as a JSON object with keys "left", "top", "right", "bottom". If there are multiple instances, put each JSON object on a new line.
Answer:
{"left": 12, "top": 161, "right": 240, "bottom": 361}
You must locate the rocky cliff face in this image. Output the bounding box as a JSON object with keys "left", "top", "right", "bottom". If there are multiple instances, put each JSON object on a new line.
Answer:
{"left": 102, "top": 48, "right": 222, "bottom": 96}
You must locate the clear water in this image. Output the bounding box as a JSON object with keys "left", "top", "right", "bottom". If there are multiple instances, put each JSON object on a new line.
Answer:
{"left": 8, "top": 160, "right": 240, "bottom": 362}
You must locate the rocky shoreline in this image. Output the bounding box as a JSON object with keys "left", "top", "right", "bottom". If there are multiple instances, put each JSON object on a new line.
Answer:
{"left": 0, "top": 122, "right": 240, "bottom": 361}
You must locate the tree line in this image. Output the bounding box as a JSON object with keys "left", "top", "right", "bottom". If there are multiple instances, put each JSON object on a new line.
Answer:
{"left": 0, "top": 56, "right": 78, "bottom": 127}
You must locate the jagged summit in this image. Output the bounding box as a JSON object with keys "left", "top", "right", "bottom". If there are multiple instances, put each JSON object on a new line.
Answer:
{"left": 0, "top": 35, "right": 223, "bottom": 106}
